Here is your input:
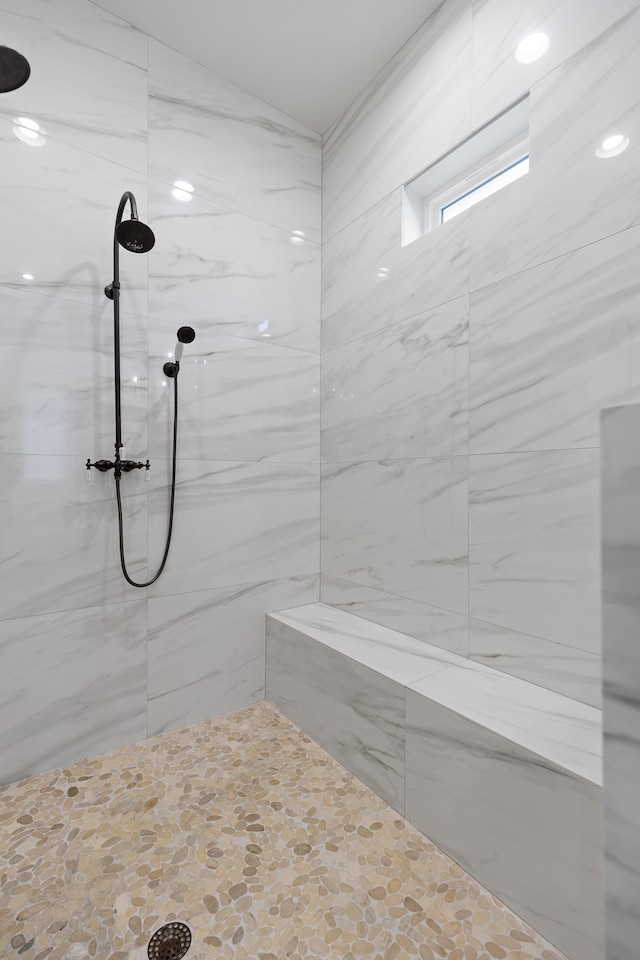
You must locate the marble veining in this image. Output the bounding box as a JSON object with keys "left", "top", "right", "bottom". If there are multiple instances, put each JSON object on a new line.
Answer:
{"left": 148, "top": 318, "right": 320, "bottom": 464}
{"left": 148, "top": 177, "right": 320, "bottom": 353}
{"left": 470, "top": 224, "right": 640, "bottom": 453}
{"left": 0, "top": 454, "right": 148, "bottom": 621}
{"left": 0, "top": 286, "right": 147, "bottom": 458}
{"left": 322, "top": 297, "right": 468, "bottom": 461}
{"left": 0, "top": 0, "right": 147, "bottom": 172}
{"left": 0, "top": 600, "right": 147, "bottom": 786}
{"left": 321, "top": 574, "right": 469, "bottom": 657}
{"left": 409, "top": 659, "right": 602, "bottom": 786}
{"left": 147, "top": 459, "right": 319, "bottom": 599}
{"left": 472, "top": 0, "right": 639, "bottom": 129}
{"left": 267, "top": 616, "right": 407, "bottom": 812}
{"left": 322, "top": 457, "right": 469, "bottom": 616}
{"left": 149, "top": 39, "right": 321, "bottom": 242}
{"left": 405, "top": 691, "right": 603, "bottom": 960}
{"left": 269, "top": 602, "right": 464, "bottom": 686}
{"left": 602, "top": 403, "right": 640, "bottom": 960}
{"left": 323, "top": 0, "right": 472, "bottom": 240}
{"left": 322, "top": 189, "right": 469, "bottom": 354}
{"left": 469, "top": 450, "right": 600, "bottom": 653}
{"left": 147, "top": 575, "right": 319, "bottom": 737}
{"left": 0, "top": 119, "right": 148, "bottom": 313}
{"left": 469, "top": 618, "right": 602, "bottom": 709}
{"left": 470, "top": 9, "right": 640, "bottom": 290}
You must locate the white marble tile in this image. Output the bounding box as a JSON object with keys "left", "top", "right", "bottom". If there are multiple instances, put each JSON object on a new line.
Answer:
{"left": 0, "top": 0, "right": 147, "bottom": 172}
{"left": 410, "top": 658, "right": 602, "bottom": 785}
{"left": 469, "top": 450, "right": 600, "bottom": 652}
{"left": 0, "top": 286, "right": 147, "bottom": 458}
{"left": 0, "top": 454, "right": 148, "bottom": 620}
{"left": 269, "top": 602, "right": 463, "bottom": 686}
{"left": 321, "top": 575, "right": 469, "bottom": 657}
{"left": 0, "top": 119, "right": 148, "bottom": 314}
{"left": 601, "top": 404, "right": 640, "bottom": 960}
{"left": 405, "top": 690, "right": 604, "bottom": 960}
{"left": 322, "top": 297, "right": 468, "bottom": 462}
{"left": 470, "top": 9, "right": 640, "bottom": 290}
{"left": 323, "top": 0, "right": 472, "bottom": 240}
{"left": 470, "top": 225, "right": 640, "bottom": 453}
{"left": 322, "top": 457, "right": 468, "bottom": 616}
{"left": 148, "top": 317, "right": 319, "bottom": 464}
{"left": 147, "top": 177, "right": 320, "bottom": 354}
{"left": 472, "top": 0, "right": 639, "bottom": 129}
{"left": 321, "top": 189, "right": 469, "bottom": 354}
{"left": 266, "top": 615, "right": 405, "bottom": 813}
{"left": 0, "top": 600, "right": 147, "bottom": 786}
{"left": 148, "top": 459, "right": 319, "bottom": 598}
{"left": 148, "top": 39, "right": 321, "bottom": 242}
{"left": 469, "top": 618, "right": 602, "bottom": 708}
{"left": 147, "top": 575, "right": 318, "bottom": 737}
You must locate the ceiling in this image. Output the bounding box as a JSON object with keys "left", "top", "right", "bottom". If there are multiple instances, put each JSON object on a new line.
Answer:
{"left": 91, "top": 0, "right": 441, "bottom": 133}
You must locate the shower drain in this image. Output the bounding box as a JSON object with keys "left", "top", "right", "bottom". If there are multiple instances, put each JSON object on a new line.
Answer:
{"left": 147, "top": 922, "right": 192, "bottom": 960}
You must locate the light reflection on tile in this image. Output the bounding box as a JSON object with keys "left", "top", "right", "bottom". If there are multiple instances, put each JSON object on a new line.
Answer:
{"left": 148, "top": 318, "right": 319, "bottom": 463}
{"left": 470, "top": 9, "right": 640, "bottom": 289}
{"left": 0, "top": 0, "right": 147, "bottom": 171}
{"left": 148, "top": 178, "right": 320, "bottom": 353}
{"left": 0, "top": 286, "right": 147, "bottom": 457}
{"left": 148, "top": 39, "right": 321, "bottom": 242}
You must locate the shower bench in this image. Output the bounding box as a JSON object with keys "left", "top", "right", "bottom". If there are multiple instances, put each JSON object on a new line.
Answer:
{"left": 266, "top": 602, "right": 602, "bottom": 960}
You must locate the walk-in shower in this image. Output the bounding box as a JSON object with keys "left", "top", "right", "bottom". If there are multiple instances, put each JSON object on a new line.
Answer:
{"left": 86, "top": 191, "right": 195, "bottom": 587}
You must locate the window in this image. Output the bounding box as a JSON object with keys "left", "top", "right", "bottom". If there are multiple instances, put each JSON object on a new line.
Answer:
{"left": 403, "top": 97, "right": 529, "bottom": 245}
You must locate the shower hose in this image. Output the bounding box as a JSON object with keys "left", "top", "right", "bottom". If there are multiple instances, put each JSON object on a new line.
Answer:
{"left": 115, "top": 372, "right": 179, "bottom": 587}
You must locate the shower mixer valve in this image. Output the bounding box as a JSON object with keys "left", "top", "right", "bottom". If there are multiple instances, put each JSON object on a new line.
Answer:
{"left": 86, "top": 457, "right": 150, "bottom": 480}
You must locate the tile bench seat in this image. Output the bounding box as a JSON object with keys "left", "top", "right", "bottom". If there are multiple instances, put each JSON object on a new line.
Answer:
{"left": 266, "top": 601, "right": 603, "bottom": 960}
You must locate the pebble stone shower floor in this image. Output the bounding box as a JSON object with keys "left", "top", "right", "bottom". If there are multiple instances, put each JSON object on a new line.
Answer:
{"left": 0, "top": 701, "right": 566, "bottom": 960}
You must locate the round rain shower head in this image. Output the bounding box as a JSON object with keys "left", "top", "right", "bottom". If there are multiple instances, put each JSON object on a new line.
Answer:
{"left": 177, "top": 326, "right": 196, "bottom": 344}
{"left": 0, "top": 46, "right": 31, "bottom": 93}
{"left": 116, "top": 218, "right": 155, "bottom": 254}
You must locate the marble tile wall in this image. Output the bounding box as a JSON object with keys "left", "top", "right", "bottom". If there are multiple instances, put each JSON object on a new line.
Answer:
{"left": 601, "top": 404, "right": 640, "bottom": 960}
{"left": 0, "top": 0, "right": 321, "bottom": 785}
{"left": 321, "top": 0, "right": 640, "bottom": 707}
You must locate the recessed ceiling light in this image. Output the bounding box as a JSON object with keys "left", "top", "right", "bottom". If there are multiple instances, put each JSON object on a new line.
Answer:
{"left": 596, "top": 133, "right": 630, "bottom": 158}
{"left": 515, "top": 32, "right": 550, "bottom": 64}
{"left": 21, "top": 273, "right": 34, "bottom": 280}
{"left": 13, "top": 116, "right": 46, "bottom": 146}
{"left": 174, "top": 180, "right": 194, "bottom": 193}
{"left": 172, "top": 187, "right": 193, "bottom": 202}
{"left": 289, "top": 230, "right": 306, "bottom": 246}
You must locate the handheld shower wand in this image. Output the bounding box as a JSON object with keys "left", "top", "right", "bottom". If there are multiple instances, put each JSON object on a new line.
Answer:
{"left": 87, "top": 191, "right": 196, "bottom": 588}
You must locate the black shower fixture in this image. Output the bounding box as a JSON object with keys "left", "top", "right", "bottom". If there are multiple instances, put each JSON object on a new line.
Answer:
{"left": 0, "top": 46, "right": 31, "bottom": 93}
{"left": 87, "top": 191, "right": 195, "bottom": 588}
{"left": 163, "top": 326, "right": 196, "bottom": 378}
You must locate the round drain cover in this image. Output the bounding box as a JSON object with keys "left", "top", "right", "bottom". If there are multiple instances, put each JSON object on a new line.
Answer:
{"left": 147, "top": 922, "right": 192, "bottom": 960}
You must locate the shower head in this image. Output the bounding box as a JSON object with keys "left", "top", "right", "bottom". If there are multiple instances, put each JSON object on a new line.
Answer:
{"left": 163, "top": 327, "right": 196, "bottom": 376}
{"left": 0, "top": 46, "right": 31, "bottom": 93}
{"left": 116, "top": 217, "right": 155, "bottom": 254}
{"left": 174, "top": 327, "right": 196, "bottom": 362}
